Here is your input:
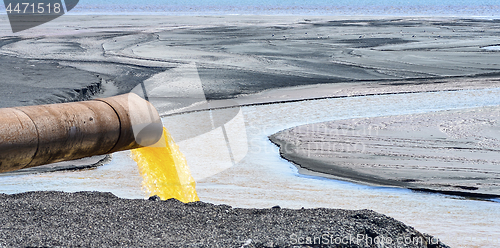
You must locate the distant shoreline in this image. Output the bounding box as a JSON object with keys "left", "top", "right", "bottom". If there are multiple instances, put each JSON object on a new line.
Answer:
{"left": 1, "top": 4, "right": 499, "bottom": 17}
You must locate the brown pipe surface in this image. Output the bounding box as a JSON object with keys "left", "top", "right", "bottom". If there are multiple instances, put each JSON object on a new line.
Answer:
{"left": 0, "top": 93, "right": 163, "bottom": 173}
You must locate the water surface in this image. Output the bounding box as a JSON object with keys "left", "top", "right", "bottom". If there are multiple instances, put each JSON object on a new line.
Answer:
{"left": 1, "top": 0, "right": 499, "bottom": 16}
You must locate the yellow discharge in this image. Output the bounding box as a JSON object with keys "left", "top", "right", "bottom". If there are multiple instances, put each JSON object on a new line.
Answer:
{"left": 131, "top": 127, "right": 199, "bottom": 203}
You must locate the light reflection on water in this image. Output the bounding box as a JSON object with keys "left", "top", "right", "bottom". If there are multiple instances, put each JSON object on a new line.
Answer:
{"left": 483, "top": 46, "right": 500, "bottom": 51}
{"left": 0, "top": 151, "right": 146, "bottom": 199}
{"left": 1, "top": 88, "right": 500, "bottom": 247}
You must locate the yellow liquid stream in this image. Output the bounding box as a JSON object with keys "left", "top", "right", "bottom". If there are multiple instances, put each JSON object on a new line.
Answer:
{"left": 131, "top": 127, "right": 199, "bottom": 203}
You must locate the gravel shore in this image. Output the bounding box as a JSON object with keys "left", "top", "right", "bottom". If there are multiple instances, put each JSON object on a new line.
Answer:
{"left": 0, "top": 191, "right": 449, "bottom": 248}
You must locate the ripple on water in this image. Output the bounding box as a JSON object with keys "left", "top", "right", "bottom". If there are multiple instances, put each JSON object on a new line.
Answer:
{"left": 482, "top": 46, "right": 500, "bottom": 51}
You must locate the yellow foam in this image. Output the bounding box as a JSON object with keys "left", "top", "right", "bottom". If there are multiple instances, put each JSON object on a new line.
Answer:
{"left": 131, "top": 127, "right": 199, "bottom": 203}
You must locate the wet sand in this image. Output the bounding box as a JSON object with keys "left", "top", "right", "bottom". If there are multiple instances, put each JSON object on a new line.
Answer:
{"left": 270, "top": 106, "right": 500, "bottom": 198}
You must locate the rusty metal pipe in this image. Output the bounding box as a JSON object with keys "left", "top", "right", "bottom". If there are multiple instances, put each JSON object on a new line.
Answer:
{"left": 0, "top": 93, "right": 163, "bottom": 173}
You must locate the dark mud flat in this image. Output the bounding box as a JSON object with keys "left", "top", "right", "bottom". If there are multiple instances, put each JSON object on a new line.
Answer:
{"left": 0, "top": 191, "right": 449, "bottom": 248}
{"left": 0, "top": 54, "right": 101, "bottom": 108}
{"left": 2, "top": 16, "right": 500, "bottom": 115}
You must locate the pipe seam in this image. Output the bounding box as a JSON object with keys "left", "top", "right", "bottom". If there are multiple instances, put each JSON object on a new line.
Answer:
{"left": 12, "top": 108, "right": 40, "bottom": 170}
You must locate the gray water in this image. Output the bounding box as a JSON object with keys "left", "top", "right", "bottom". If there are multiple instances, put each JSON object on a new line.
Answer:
{"left": 2, "top": 0, "right": 499, "bottom": 16}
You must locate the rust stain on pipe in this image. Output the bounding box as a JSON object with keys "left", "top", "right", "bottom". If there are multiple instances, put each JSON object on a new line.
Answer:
{"left": 0, "top": 93, "right": 163, "bottom": 173}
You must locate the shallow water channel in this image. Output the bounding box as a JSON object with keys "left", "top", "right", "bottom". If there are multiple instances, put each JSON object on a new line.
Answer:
{"left": 2, "top": 88, "right": 500, "bottom": 247}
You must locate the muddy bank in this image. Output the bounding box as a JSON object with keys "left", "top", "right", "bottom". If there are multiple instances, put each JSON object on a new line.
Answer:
{"left": 1, "top": 16, "right": 500, "bottom": 114}
{"left": 270, "top": 106, "right": 500, "bottom": 199}
{"left": 0, "top": 191, "right": 449, "bottom": 247}
{"left": 0, "top": 155, "right": 111, "bottom": 176}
